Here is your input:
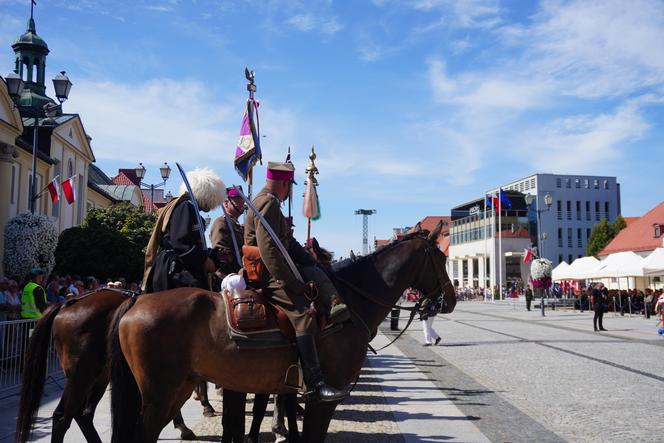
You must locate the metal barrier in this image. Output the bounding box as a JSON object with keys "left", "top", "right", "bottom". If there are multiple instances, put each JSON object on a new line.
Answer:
{"left": 0, "top": 319, "right": 62, "bottom": 397}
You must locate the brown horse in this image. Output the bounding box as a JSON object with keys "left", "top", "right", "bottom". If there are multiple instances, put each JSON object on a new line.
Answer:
{"left": 109, "top": 223, "right": 456, "bottom": 443}
{"left": 14, "top": 289, "right": 200, "bottom": 443}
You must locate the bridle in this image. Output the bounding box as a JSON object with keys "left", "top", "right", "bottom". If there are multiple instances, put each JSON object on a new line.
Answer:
{"left": 335, "top": 241, "right": 453, "bottom": 352}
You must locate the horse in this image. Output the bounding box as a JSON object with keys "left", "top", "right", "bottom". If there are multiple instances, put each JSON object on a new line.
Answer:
{"left": 14, "top": 289, "right": 204, "bottom": 442}
{"left": 108, "top": 222, "right": 456, "bottom": 442}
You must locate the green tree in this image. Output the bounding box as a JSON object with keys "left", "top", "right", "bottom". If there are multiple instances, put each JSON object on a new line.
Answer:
{"left": 55, "top": 204, "right": 156, "bottom": 282}
{"left": 611, "top": 214, "right": 627, "bottom": 237}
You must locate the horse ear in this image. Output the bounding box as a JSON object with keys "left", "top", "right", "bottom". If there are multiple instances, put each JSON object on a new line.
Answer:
{"left": 427, "top": 221, "right": 443, "bottom": 243}
{"left": 413, "top": 222, "right": 422, "bottom": 233}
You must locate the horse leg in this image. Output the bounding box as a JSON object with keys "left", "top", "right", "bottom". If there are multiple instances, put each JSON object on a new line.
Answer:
{"left": 284, "top": 394, "right": 300, "bottom": 442}
{"left": 72, "top": 378, "right": 108, "bottom": 443}
{"left": 221, "top": 389, "right": 246, "bottom": 443}
{"left": 302, "top": 401, "right": 338, "bottom": 443}
{"left": 195, "top": 380, "right": 216, "bottom": 417}
{"left": 271, "top": 394, "right": 288, "bottom": 443}
{"left": 248, "top": 393, "right": 269, "bottom": 442}
{"left": 51, "top": 379, "right": 87, "bottom": 443}
{"left": 142, "top": 381, "right": 197, "bottom": 443}
{"left": 172, "top": 410, "right": 196, "bottom": 440}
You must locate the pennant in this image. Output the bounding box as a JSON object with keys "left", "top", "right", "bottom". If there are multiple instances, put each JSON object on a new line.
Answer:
{"left": 47, "top": 176, "right": 60, "bottom": 203}
{"left": 303, "top": 179, "right": 320, "bottom": 221}
{"left": 523, "top": 248, "right": 534, "bottom": 263}
{"left": 234, "top": 100, "right": 262, "bottom": 181}
{"left": 62, "top": 175, "right": 76, "bottom": 204}
{"left": 499, "top": 188, "right": 512, "bottom": 210}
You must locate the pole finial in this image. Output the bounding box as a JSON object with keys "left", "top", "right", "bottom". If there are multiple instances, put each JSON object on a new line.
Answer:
{"left": 305, "top": 145, "right": 318, "bottom": 185}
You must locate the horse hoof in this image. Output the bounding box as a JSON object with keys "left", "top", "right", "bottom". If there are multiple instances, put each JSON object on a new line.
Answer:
{"left": 180, "top": 429, "right": 197, "bottom": 440}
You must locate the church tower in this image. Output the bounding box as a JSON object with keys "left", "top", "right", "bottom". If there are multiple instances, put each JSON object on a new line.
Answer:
{"left": 11, "top": 7, "right": 57, "bottom": 116}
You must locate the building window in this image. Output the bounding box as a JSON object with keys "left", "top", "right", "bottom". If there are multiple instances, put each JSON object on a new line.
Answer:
{"left": 556, "top": 178, "right": 562, "bottom": 188}
{"left": 558, "top": 254, "right": 563, "bottom": 264}
{"left": 604, "top": 201, "right": 610, "bottom": 219}
{"left": 593, "top": 179, "right": 599, "bottom": 189}
{"left": 566, "top": 200, "right": 572, "bottom": 220}
{"left": 584, "top": 179, "right": 589, "bottom": 188}
{"left": 567, "top": 228, "right": 573, "bottom": 248}
{"left": 603, "top": 180, "right": 609, "bottom": 190}
{"left": 565, "top": 178, "right": 571, "bottom": 188}
{"left": 568, "top": 254, "right": 573, "bottom": 264}
{"left": 577, "top": 228, "right": 582, "bottom": 248}
{"left": 587, "top": 228, "right": 591, "bottom": 240}
{"left": 530, "top": 178, "right": 535, "bottom": 188}
{"left": 575, "top": 178, "right": 580, "bottom": 188}
{"left": 576, "top": 201, "right": 581, "bottom": 220}
{"left": 557, "top": 200, "right": 562, "bottom": 220}
{"left": 595, "top": 201, "right": 600, "bottom": 220}
{"left": 655, "top": 225, "right": 661, "bottom": 238}
{"left": 558, "top": 228, "right": 563, "bottom": 247}
{"left": 586, "top": 201, "right": 591, "bottom": 221}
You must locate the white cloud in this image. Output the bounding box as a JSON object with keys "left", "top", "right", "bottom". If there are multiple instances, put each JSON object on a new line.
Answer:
{"left": 288, "top": 14, "right": 316, "bottom": 32}
{"left": 287, "top": 13, "right": 343, "bottom": 35}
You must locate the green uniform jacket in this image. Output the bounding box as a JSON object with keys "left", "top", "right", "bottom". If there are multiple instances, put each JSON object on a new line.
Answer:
{"left": 210, "top": 214, "right": 244, "bottom": 276}
{"left": 244, "top": 189, "right": 315, "bottom": 289}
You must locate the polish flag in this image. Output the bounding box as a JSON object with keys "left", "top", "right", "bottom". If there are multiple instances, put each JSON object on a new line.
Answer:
{"left": 62, "top": 175, "right": 77, "bottom": 204}
{"left": 523, "top": 248, "right": 534, "bottom": 263}
{"left": 47, "top": 176, "right": 60, "bottom": 203}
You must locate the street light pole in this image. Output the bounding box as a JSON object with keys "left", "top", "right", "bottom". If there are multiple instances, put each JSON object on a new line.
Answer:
{"left": 134, "top": 162, "right": 171, "bottom": 212}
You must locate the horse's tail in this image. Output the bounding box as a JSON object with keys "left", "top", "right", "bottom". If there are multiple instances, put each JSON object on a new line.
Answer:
{"left": 108, "top": 296, "right": 140, "bottom": 443}
{"left": 15, "top": 302, "right": 63, "bottom": 443}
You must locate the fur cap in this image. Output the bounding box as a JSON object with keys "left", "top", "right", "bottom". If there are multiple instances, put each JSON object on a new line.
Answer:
{"left": 178, "top": 167, "right": 226, "bottom": 212}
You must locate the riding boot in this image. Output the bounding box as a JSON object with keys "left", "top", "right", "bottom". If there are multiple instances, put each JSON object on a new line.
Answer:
{"left": 296, "top": 334, "right": 347, "bottom": 403}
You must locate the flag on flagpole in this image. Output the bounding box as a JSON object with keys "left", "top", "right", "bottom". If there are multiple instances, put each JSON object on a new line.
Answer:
{"left": 523, "top": 248, "right": 534, "bottom": 263}
{"left": 234, "top": 100, "right": 262, "bottom": 181}
{"left": 62, "top": 175, "right": 76, "bottom": 204}
{"left": 492, "top": 194, "right": 501, "bottom": 213}
{"left": 499, "top": 188, "right": 512, "bottom": 210}
{"left": 46, "top": 176, "right": 60, "bottom": 203}
{"left": 303, "top": 179, "right": 320, "bottom": 221}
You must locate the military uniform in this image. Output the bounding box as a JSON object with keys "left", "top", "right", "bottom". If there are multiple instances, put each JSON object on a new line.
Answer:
{"left": 143, "top": 195, "right": 214, "bottom": 293}
{"left": 244, "top": 189, "right": 317, "bottom": 334}
{"left": 211, "top": 214, "right": 243, "bottom": 277}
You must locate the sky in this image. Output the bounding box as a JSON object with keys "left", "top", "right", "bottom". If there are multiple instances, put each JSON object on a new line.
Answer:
{"left": 2, "top": 0, "right": 663, "bottom": 257}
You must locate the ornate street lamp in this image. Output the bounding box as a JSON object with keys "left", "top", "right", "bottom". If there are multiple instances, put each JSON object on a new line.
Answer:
{"left": 5, "top": 71, "right": 24, "bottom": 105}
{"left": 52, "top": 71, "right": 72, "bottom": 103}
{"left": 134, "top": 162, "right": 171, "bottom": 212}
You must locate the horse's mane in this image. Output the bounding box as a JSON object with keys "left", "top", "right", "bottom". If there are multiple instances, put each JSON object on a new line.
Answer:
{"left": 334, "top": 230, "right": 431, "bottom": 274}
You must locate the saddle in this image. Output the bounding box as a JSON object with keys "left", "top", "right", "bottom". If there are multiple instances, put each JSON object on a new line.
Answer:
{"left": 221, "top": 287, "right": 338, "bottom": 349}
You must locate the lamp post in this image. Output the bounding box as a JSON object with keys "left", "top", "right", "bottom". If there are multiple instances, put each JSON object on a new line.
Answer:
{"left": 6, "top": 70, "right": 73, "bottom": 214}
{"left": 134, "top": 162, "right": 171, "bottom": 212}
{"left": 526, "top": 192, "right": 553, "bottom": 316}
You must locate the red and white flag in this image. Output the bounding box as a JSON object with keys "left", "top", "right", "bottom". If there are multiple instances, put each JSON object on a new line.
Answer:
{"left": 523, "top": 247, "right": 534, "bottom": 263}
{"left": 46, "top": 176, "right": 60, "bottom": 203}
{"left": 62, "top": 175, "right": 77, "bottom": 204}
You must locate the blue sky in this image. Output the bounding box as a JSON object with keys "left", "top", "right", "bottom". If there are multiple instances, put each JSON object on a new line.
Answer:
{"left": 2, "top": 0, "right": 663, "bottom": 257}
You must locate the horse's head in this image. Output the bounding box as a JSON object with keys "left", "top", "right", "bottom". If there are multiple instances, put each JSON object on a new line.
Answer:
{"left": 410, "top": 221, "right": 456, "bottom": 314}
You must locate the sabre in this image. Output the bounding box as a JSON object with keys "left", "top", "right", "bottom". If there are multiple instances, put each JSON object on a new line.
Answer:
{"left": 175, "top": 162, "right": 208, "bottom": 248}
{"left": 232, "top": 185, "right": 304, "bottom": 284}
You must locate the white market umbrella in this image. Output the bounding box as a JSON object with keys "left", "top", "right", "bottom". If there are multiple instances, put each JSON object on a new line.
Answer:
{"left": 552, "top": 261, "right": 570, "bottom": 281}
{"left": 566, "top": 256, "right": 601, "bottom": 280}
{"left": 591, "top": 251, "right": 644, "bottom": 279}
{"left": 643, "top": 248, "right": 664, "bottom": 276}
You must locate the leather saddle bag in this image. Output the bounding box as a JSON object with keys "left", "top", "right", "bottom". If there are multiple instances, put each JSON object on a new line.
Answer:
{"left": 226, "top": 288, "right": 279, "bottom": 332}
{"left": 242, "top": 245, "right": 265, "bottom": 286}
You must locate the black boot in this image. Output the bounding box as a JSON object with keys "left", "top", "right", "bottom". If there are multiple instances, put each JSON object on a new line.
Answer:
{"left": 296, "top": 335, "right": 347, "bottom": 403}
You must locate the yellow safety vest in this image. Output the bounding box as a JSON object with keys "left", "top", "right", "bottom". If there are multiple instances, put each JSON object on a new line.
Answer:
{"left": 21, "top": 282, "right": 43, "bottom": 319}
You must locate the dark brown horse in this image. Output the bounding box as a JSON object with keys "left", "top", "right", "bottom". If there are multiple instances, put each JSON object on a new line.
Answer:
{"left": 14, "top": 289, "right": 200, "bottom": 442}
{"left": 109, "top": 223, "right": 456, "bottom": 442}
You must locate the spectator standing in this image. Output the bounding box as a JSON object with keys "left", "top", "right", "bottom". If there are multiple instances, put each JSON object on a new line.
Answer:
{"left": 0, "top": 277, "right": 9, "bottom": 322}
{"left": 419, "top": 295, "right": 441, "bottom": 346}
{"left": 5, "top": 280, "right": 22, "bottom": 319}
{"left": 45, "top": 280, "right": 64, "bottom": 304}
{"left": 591, "top": 283, "right": 608, "bottom": 332}
{"left": 21, "top": 268, "right": 47, "bottom": 319}
{"left": 525, "top": 286, "right": 533, "bottom": 311}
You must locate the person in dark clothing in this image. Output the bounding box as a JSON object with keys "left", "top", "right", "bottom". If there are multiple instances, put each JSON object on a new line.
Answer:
{"left": 525, "top": 287, "right": 533, "bottom": 311}
{"left": 210, "top": 186, "right": 245, "bottom": 278}
{"left": 592, "top": 283, "right": 608, "bottom": 331}
{"left": 142, "top": 167, "right": 226, "bottom": 293}
{"left": 20, "top": 268, "right": 47, "bottom": 318}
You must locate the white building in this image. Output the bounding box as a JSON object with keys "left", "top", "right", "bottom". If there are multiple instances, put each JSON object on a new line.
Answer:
{"left": 448, "top": 173, "right": 621, "bottom": 291}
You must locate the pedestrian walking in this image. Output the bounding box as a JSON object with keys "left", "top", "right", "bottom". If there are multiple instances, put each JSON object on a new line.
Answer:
{"left": 525, "top": 286, "right": 533, "bottom": 311}
{"left": 592, "top": 282, "right": 608, "bottom": 331}
{"left": 419, "top": 294, "right": 441, "bottom": 346}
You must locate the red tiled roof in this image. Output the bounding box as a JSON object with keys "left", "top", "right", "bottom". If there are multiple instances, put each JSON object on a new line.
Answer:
{"left": 374, "top": 239, "right": 390, "bottom": 248}
{"left": 599, "top": 201, "right": 664, "bottom": 256}
{"left": 143, "top": 194, "right": 156, "bottom": 212}
{"left": 408, "top": 216, "right": 451, "bottom": 236}
{"left": 624, "top": 217, "right": 639, "bottom": 227}
{"left": 112, "top": 172, "right": 137, "bottom": 186}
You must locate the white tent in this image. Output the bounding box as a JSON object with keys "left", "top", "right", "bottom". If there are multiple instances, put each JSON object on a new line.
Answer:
{"left": 551, "top": 261, "right": 570, "bottom": 281}
{"left": 556, "top": 256, "right": 600, "bottom": 280}
{"left": 642, "top": 248, "right": 664, "bottom": 276}
{"left": 590, "top": 251, "right": 645, "bottom": 279}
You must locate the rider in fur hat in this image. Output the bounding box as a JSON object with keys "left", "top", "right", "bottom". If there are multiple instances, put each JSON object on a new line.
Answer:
{"left": 142, "top": 167, "right": 226, "bottom": 293}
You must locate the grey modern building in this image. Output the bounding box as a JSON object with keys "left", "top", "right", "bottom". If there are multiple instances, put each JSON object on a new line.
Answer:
{"left": 448, "top": 173, "right": 621, "bottom": 290}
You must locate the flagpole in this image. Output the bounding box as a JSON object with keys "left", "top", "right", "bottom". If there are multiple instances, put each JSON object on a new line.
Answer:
{"left": 304, "top": 146, "right": 319, "bottom": 244}
{"left": 245, "top": 68, "right": 257, "bottom": 200}
{"left": 483, "top": 193, "right": 488, "bottom": 301}
{"left": 499, "top": 193, "right": 503, "bottom": 301}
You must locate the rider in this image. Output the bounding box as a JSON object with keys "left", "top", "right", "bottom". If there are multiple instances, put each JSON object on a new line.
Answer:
{"left": 210, "top": 186, "right": 245, "bottom": 278}
{"left": 244, "top": 161, "right": 347, "bottom": 402}
{"left": 142, "top": 167, "right": 225, "bottom": 293}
